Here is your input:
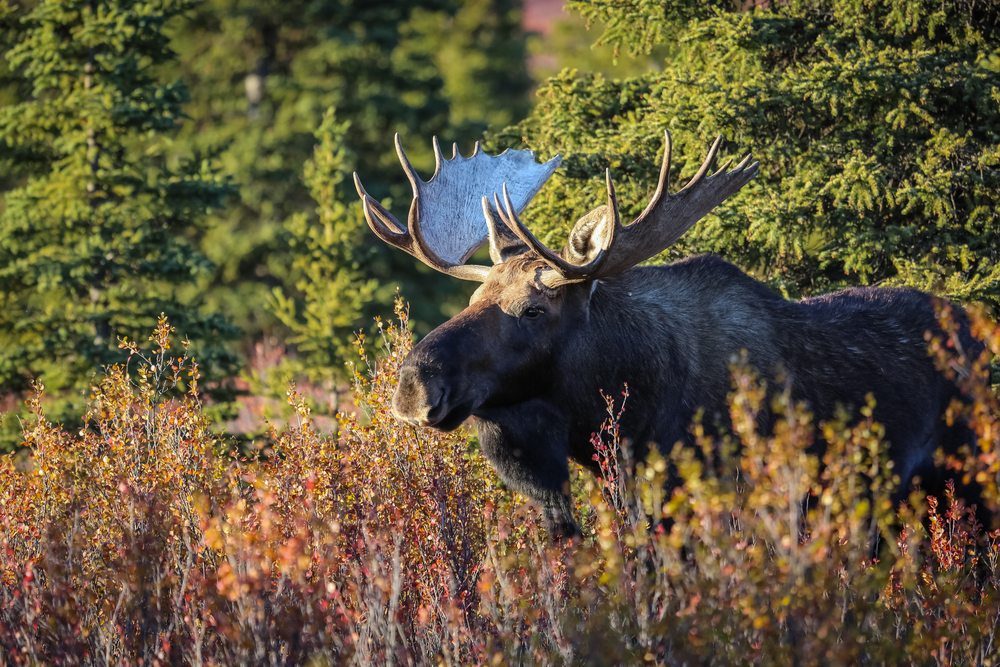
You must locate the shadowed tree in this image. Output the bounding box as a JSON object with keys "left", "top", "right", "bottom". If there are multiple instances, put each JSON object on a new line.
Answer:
{"left": 170, "top": 0, "right": 532, "bottom": 378}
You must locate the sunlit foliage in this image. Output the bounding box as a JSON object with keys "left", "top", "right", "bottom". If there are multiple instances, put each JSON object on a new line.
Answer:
{"left": 1, "top": 304, "right": 998, "bottom": 664}
{"left": 502, "top": 0, "right": 999, "bottom": 307}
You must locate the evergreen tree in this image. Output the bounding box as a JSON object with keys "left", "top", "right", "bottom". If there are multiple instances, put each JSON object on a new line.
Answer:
{"left": 0, "top": 0, "right": 237, "bottom": 446}
{"left": 500, "top": 0, "right": 1000, "bottom": 306}
{"left": 270, "top": 109, "right": 376, "bottom": 385}
{"left": 170, "top": 0, "right": 532, "bottom": 359}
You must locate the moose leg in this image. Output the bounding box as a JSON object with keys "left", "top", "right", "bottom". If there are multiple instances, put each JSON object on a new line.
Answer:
{"left": 473, "top": 401, "right": 578, "bottom": 539}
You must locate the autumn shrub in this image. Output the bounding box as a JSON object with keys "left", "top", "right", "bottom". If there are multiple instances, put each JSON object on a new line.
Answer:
{"left": 1, "top": 302, "right": 998, "bottom": 666}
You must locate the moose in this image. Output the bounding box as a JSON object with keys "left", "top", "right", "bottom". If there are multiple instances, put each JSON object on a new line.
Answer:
{"left": 353, "top": 132, "right": 986, "bottom": 538}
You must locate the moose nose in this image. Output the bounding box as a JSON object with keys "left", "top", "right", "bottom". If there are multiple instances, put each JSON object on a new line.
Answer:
{"left": 392, "top": 366, "right": 447, "bottom": 426}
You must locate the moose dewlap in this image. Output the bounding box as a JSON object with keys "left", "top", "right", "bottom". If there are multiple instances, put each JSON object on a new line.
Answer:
{"left": 353, "top": 131, "right": 987, "bottom": 538}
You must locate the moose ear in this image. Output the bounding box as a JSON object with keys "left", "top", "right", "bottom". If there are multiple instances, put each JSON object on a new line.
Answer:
{"left": 564, "top": 204, "right": 615, "bottom": 266}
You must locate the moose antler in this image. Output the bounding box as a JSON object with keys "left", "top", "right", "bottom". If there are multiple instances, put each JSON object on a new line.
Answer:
{"left": 497, "top": 131, "right": 759, "bottom": 285}
{"left": 494, "top": 172, "right": 620, "bottom": 281}
{"left": 354, "top": 134, "right": 561, "bottom": 282}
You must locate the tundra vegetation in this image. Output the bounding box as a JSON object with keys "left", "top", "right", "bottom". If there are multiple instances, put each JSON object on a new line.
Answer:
{"left": 1, "top": 308, "right": 999, "bottom": 664}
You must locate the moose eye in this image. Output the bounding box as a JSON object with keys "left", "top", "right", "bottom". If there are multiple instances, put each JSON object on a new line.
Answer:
{"left": 522, "top": 306, "right": 544, "bottom": 319}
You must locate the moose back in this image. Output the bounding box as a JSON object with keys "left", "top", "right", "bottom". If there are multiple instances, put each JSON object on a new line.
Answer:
{"left": 354, "top": 132, "right": 987, "bottom": 537}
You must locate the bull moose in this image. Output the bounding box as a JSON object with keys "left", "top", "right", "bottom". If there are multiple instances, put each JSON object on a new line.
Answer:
{"left": 353, "top": 132, "right": 986, "bottom": 538}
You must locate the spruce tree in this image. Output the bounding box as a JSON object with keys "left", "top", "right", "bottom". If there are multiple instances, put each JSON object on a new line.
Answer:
{"left": 270, "top": 109, "right": 376, "bottom": 386}
{"left": 170, "top": 0, "right": 532, "bottom": 358}
{"left": 0, "top": 0, "right": 237, "bottom": 446}
{"left": 501, "top": 0, "right": 999, "bottom": 306}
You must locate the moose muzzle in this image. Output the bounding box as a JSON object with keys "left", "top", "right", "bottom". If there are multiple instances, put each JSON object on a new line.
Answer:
{"left": 392, "top": 365, "right": 450, "bottom": 427}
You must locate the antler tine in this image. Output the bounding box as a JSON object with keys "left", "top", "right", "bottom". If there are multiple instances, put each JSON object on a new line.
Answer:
{"left": 646, "top": 130, "right": 673, "bottom": 208}
{"left": 732, "top": 152, "right": 755, "bottom": 172}
{"left": 354, "top": 172, "right": 407, "bottom": 241}
{"left": 482, "top": 196, "right": 504, "bottom": 263}
{"left": 576, "top": 132, "right": 758, "bottom": 280}
{"left": 676, "top": 134, "right": 723, "bottom": 195}
{"left": 394, "top": 133, "right": 422, "bottom": 194}
{"left": 432, "top": 136, "right": 445, "bottom": 178}
{"left": 362, "top": 196, "right": 406, "bottom": 241}
{"left": 599, "top": 168, "right": 622, "bottom": 258}
{"left": 604, "top": 169, "right": 621, "bottom": 225}
{"left": 498, "top": 183, "right": 612, "bottom": 281}
{"left": 482, "top": 195, "right": 524, "bottom": 264}
{"left": 630, "top": 130, "right": 675, "bottom": 231}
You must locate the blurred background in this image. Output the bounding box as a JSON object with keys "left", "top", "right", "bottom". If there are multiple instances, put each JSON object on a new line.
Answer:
{"left": 0, "top": 0, "right": 996, "bottom": 449}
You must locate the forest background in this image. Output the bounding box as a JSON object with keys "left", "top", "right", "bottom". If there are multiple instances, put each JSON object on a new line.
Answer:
{"left": 0, "top": 0, "right": 996, "bottom": 449}
{"left": 1, "top": 1, "right": 1000, "bottom": 663}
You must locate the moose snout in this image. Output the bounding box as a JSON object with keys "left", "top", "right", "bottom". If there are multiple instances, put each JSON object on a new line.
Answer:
{"left": 392, "top": 365, "right": 448, "bottom": 426}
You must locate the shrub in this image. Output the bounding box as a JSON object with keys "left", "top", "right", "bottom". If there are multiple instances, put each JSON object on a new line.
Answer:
{"left": 1, "top": 302, "right": 998, "bottom": 665}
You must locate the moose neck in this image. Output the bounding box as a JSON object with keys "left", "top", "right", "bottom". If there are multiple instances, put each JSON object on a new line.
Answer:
{"left": 570, "top": 268, "right": 692, "bottom": 395}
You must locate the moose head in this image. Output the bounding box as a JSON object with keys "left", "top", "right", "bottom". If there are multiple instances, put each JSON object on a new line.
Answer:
{"left": 353, "top": 133, "right": 758, "bottom": 432}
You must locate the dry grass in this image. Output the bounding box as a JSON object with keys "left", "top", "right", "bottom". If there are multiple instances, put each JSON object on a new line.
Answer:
{"left": 1, "top": 302, "right": 999, "bottom": 666}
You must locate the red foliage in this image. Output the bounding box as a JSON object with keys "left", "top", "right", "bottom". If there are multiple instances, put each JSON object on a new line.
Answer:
{"left": 0, "top": 302, "right": 998, "bottom": 665}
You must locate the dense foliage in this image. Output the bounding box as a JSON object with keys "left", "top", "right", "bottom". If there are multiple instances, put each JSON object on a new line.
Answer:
{"left": 1, "top": 307, "right": 998, "bottom": 664}
{"left": 0, "top": 0, "right": 238, "bottom": 445}
{"left": 170, "top": 0, "right": 532, "bottom": 349}
{"left": 268, "top": 110, "right": 377, "bottom": 388}
{"left": 0, "top": 0, "right": 533, "bottom": 444}
{"left": 503, "top": 0, "right": 999, "bottom": 306}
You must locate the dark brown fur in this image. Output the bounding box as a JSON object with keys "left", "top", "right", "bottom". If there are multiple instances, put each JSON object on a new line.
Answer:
{"left": 393, "top": 253, "right": 987, "bottom": 537}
